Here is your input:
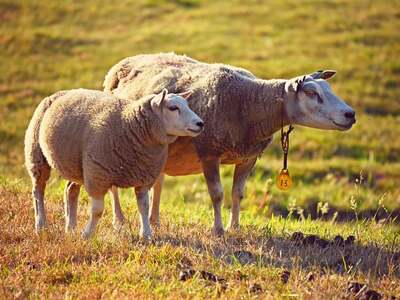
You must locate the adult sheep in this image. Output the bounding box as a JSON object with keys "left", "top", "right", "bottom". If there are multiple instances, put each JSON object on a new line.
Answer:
{"left": 24, "top": 88, "right": 203, "bottom": 238}
{"left": 103, "top": 53, "right": 356, "bottom": 236}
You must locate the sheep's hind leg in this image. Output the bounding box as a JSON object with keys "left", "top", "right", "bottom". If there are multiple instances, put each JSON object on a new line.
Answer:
{"left": 135, "top": 186, "right": 152, "bottom": 239}
{"left": 31, "top": 164, "right": 51, "bottom": 232}
{"left": 202, "top": 158, "right": 225, "bottom": 237}
{"left": 64, "top": 181, "right": 81, "bottom": 233}
{"left": 228, "top": 158, "right": 257, "bottom": 230}
{"left": 110, "top": 186, "right": 125, "bottom": 230}
{"left": 149, "top": 173, "right": 164, "bottom": 228}
{"left": 81, "top": 195, "right": 104, "bottom": 239}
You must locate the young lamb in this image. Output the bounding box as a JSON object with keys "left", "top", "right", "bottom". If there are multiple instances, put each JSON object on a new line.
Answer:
{"left": 102, "top": 53, "right": 356, "bottom": 236}
{"left": 24, "top": 88, "right": 203, "bottom": 238}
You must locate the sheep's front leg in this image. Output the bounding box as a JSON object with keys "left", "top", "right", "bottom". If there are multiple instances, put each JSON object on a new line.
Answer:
{"left": 82, "top": 196, "right": 104, "bottom": 239}
{"left": 202, "top": 158, "right": 225, "bottom": 236}
{"left": 110, "top": 186, "right": 125, "bottom": 230}
{"left": 228, "top": 158, "right": 257, "bottom": 230}
{"left": 149, "top": 173, "right": 165, "bottom": 227}
{"left": 64, "top": 181, "right": 81, "bottom": 233}
{"left": 135, "top": 186, "right": 152, "bottom": 239}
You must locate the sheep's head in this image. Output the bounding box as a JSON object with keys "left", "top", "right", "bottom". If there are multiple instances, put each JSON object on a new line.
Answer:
{"left": 284, "top": 70, "right": 356, "bottom": 131}
{"left": 151, "top": 89, "right": 204, "bottom": 137}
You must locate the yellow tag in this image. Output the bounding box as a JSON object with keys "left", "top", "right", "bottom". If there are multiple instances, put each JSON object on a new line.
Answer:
{"left": 277, "top": 169, "right": 292, "bottom": 191}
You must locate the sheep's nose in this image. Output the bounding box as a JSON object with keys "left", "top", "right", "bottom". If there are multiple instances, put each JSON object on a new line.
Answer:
{"left": 344, "top": 110, "right": 355, "bottom": 119}
{"left": 196, "top": 121, "right": 204, "bottom": 128}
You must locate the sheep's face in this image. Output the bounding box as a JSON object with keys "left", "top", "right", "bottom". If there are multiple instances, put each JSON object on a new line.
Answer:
{"left": 285, "top": 70, "right": 356, "bottom": 131}
{"left": 151, "top": 89, "right": 204, "bottom": 137}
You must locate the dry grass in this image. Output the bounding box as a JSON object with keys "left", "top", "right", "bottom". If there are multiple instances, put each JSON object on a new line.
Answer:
{"left": 1, "top": 183, "right": 399, "bottom": 299}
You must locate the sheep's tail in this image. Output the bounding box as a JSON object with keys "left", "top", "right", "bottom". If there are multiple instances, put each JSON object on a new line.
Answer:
{"left": 24, "top": 91, "right": 67, "bottom": 180}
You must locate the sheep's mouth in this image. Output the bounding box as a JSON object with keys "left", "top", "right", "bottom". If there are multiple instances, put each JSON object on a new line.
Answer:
{"left": 187, "top": 128, "right": 203, "bottom": 134}
{"left": 332, "top": 120, "right": 354, "bottom": 130}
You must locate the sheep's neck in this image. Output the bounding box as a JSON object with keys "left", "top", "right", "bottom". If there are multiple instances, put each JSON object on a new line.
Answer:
{"left": 246, "top": 79, "right": 290, "bottom": 143}
{"left": 110, "top": 103, "right": 171, "bottom": 187}
{"left": 123, "top": 103, "right": 174, "bottom": 147}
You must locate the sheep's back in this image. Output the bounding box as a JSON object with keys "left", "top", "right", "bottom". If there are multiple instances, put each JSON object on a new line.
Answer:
{"left": 38, "top": 90, "right": 117, "bottom": 183}
{"left": 105, "top": 53, "right": 263, "bottom": 160}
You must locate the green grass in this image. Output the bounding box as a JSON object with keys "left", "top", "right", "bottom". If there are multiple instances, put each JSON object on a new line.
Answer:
{"left": 1, "top": 181, "right": 400, "bottom": 299}
{"left": 1, "top": 0, "right": 400, "bottom": 298}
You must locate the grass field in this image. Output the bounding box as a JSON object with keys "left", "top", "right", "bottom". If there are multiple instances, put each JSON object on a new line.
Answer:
{"left": 1, "top": 0, "right": 399, "bottom": 298}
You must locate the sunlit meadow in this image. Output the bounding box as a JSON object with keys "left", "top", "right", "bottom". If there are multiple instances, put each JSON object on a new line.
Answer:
{"left": 0, "top": 0, "right": 399, "bottom": 298}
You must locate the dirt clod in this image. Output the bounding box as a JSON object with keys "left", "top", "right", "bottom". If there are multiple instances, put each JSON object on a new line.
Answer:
{"left": 333, "top": 255, "right": 351, "bottom": 273}
{"left": 50, "top": 271, "right": 74, "bottom": 285}
{"left": 200, "top": 270, "right": 218, "bottom": 282}
{"left": 233, "top": 250, "right": 256, "bottom": 265}
{"left": 26, "top": 261, "right": 37, "bottom": 270}
{"left": 179, "top": 269, "right": 225, "bottom": 284}
{"left": 302, "top": 235, "right": 318, "bottom": 246}
{"left": 393, "top": 252, "right": 400, "bottom": 261}
{"left": 234, "top": 270, "right": 248, "bottom": 281}
{"left": 359, "top": 289, "right": 382, "bottom": 300}
{"left": 290, "top": 231, "right": 304, "bottom": 242}
{"left": 249, "top": 283, "right": 262, "bottom": 294}
{"left": 179, "top": 269, "right": 196, "bottom": 281}
{"left": 306, "top": 272, "right": 315, "bottom": 282}
{"left": 345, "top": 235, "right": 356, "bottom": 245}
{"left": 347, "top": 281, "right": 366, "bottom": 293}
{"left": 315, "top": 237, "right": 330, "bottom": 248}
{"left": 280, "top": 270, "right": 290, "bottom": 284}
{"left": 333, "top": 235, "right": 345, "bottom": 246}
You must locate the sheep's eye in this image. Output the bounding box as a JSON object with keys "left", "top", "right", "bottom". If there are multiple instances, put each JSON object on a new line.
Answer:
{"left": 304, "top": 90, "right": 317, "bottom": 98}
{"left": 168, "top": 106, "right": 179, "bottom": 112}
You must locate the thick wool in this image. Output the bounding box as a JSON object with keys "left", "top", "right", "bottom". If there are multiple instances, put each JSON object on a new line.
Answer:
{"left": 103, "top": 53, "right": 290, "bottom": 175}
{"left": 25, "top": 89, "right": 172, "bottom": 197}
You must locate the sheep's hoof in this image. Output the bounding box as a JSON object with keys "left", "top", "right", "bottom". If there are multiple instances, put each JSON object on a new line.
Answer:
{"left": 212, "top": 226, "right": 225, "bottom": 237}
{"left": 81, "top": 230, "right": 93, "bottom": 240}
{"left": 227, "top": 223, "right": 240, "bottom": 231}
{"left": 65, "top": 225, "right": 77, "bottom": 235}
{"left": 149, "top": 219, "right": 160, "bottom": 229}
{"left": 140, "top": 232, "right": 152, "bottom": 241}
{"left": 35, "top": 220, "right": 47, "bottom": 233}
{"left": 112, "top": 220, "right": 124, "bottom": 231}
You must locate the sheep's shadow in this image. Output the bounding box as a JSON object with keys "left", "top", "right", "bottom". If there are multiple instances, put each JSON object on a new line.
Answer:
{"left": 149, "top": 227, "right": 400, "bottom": 278}
{"left": 270, "top": 202, "right": 400, "bottom": 224}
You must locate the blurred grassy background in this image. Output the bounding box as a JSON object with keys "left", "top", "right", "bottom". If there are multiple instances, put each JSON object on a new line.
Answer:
{"left": 1, "top": 0, "right": 399, "bottom": 215}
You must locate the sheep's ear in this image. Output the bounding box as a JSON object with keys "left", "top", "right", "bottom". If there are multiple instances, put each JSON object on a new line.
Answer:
{"left": 310, "top": 70, "right": 336, "bottom": 80}
{"left": 178, "top": 90, "right": 192, "bottom": 100}
{"left": 151, "top": 88, "right": 168, "bottom": 108}
{"left": 320, "top": 70, "right": 336, "bottom": 80}
{"left": 160, "top": 88, "right": 168, "bottom": 102}
{"left": 310, "top": 70, "right": 323, "bottom": 79}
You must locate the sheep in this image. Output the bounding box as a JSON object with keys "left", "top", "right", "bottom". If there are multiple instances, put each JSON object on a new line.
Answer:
{"left": 102, "top": 53, "right": 356, "bottom": 236}
{"left": 24, "top": 88, "right": 204, "bottom": 238}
